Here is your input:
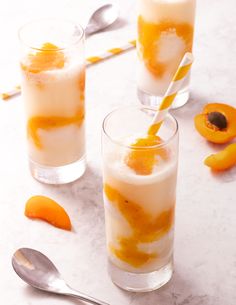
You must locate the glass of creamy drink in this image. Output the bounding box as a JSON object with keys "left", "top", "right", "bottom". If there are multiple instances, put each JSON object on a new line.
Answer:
{"left": 19, "top": 19, "right": 86, "bottom": 184}
{"left": 137, "top": 0, "right": 196, "bottom": 108}
{"left": 102, "top": 106, "right": 178, "bottom": 291}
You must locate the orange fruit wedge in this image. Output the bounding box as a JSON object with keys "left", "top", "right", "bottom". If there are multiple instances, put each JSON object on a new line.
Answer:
{"left": 25, "top": 195, "right": 72, "bottom": 231}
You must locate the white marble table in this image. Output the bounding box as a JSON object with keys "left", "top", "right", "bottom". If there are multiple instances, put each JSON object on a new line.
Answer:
{"left": 0, "top": 0, "right": 236, "bottom": 304}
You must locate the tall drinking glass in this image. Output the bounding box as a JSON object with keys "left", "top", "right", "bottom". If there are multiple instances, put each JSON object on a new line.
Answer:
{"left": 137, "top": 0, "right": 196, "bottom": 108}
{"left": 102, "top": 106, "right": 178, "bottom": 291}
{"left": 19, "top": 19, "right": 86, "bottom": 184}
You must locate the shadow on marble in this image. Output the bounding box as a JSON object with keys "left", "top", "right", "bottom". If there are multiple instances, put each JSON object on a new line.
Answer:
{"left": 23, "top": 285, "right": 89, "bottom": 304}
{"left": 35, "top": 165, "right": 105, "bottom": 236}
{"left": 18, "top": 266, "right": 212, "bottom": 305}
{"left": 171, "top": 91, "right": 209, "bottom": 122}
{"left": 42, "top": 165, "right": 103, "bottom": 205}
{"left": 114, "top": 268, "right": 209, "bottom": 305}
{"left": 209, "top": 163, "right": 236, "bottom": 183}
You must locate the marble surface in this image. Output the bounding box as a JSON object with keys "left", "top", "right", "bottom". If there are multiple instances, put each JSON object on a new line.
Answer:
{"left": 0, "top": 0, "right": 236, "bottom": 304}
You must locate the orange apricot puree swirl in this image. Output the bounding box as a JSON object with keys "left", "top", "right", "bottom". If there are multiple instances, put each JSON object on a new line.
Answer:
{"left": 104, "top": 184, "right": 174, "bottom": 267}
{"left": 21, "top": 42, "right": 65, "bottom": 74}
{"left": 27, "top": 109, "right": 85, "bottom": 149}
{"left": 125, "top": 135, "right": 168, "bottom": 175}
{"left": 138, "top": 15, "right": 194, "bottom": 78}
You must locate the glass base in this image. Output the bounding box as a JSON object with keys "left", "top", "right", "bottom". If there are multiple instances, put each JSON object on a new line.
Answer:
{"left": 137, "top": 88, "right": 190, "bottom": 109}
{"left": 29, "top": 156, "right": 86, "bottom": 184}
{"left": 108, "top": 259, "right": 173, "bottom": 292}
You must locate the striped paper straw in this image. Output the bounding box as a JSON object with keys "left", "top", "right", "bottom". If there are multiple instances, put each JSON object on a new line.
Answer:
{"left": 1, "top": 85, "right": 21, "bottom": 101}
{"left": 86, "top": 39, "right": 136, "bottom": 66}
{"left": 1, "top": 40, "right": 136, "bottom": 101}
{"left": 148, "top": 52, "right": 194, "bottom": 136}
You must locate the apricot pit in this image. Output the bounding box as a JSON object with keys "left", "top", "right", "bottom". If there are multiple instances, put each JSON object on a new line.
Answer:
{"left": 207, "top": 112, "right": 227, "bottom": 130}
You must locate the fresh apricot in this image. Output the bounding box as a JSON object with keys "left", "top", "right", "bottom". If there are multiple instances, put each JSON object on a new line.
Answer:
{"left": 25, "top": 195, "right": 72, "bottom": 230}
{"left": 204, "top": 143, "right": 236, "bottom": 171}
{"left": 194, "top": 103, "right": 236, "bottom": 144}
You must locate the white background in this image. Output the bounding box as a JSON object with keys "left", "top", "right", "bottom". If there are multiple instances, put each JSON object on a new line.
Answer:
{"left": 0, "top": 0, "right": 236, "bottom": 304}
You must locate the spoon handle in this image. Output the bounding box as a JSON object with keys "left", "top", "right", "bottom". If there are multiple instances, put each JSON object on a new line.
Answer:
{"left": 85, "top": 24, "right": 98, "bottom": 36}
{"left": 63, "top": 285, "right": 110, "bottom": 305}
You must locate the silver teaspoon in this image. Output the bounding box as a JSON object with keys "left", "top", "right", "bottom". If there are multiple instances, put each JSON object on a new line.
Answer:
{"left": 12, "top": 248, "right": 110, "bottom": 305}
{"left": 85, "top": 3, "right": 119, "bottom": 36}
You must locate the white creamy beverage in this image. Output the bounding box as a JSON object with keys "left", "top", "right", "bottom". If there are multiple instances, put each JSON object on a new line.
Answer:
{"left": 21, "top": 43, "right": 85, "bottom": 167}
{"left": 102, "top": 107, "right": 179, "bottom": 291}
{"left": 103, "top": 135, "right": 177, "bottom": 273}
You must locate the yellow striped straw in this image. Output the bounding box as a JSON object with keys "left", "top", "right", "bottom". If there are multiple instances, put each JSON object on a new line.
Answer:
{"left": 148, "top": 52, "right": 194, "bottom": 136}
{"left": 86, "top": 40, "right": 136, "bottom": 66}
{"left": 1, "top": 40, "right": 136, "bottom": 101}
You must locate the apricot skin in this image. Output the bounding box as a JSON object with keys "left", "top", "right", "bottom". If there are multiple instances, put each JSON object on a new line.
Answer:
{"left": 25, "top": 196, "right": 71, "bottom": 231}
{"left": 204, "top": 143, "right": 236, "bottom": 171}
{"left": 194, "top": 103, "right": 236, "bottom": 144}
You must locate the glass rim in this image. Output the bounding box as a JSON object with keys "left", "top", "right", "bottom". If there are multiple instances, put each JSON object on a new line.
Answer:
{"left": 102, "top": 106, "right": 179, "bottom": 150}
{"left": 18, "top": 18, "right": 84, "bottom": 51}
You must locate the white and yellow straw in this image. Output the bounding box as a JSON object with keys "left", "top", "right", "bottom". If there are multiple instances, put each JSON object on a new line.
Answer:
{"left": 86, "top": 39, "right": 136, "bottom": 65}
{"left": 148, "top": 52, "right": 194, "bottom": 136}
{"left": 1, "top": 85, "right": 21, "bottom": 101}
{"left": 1, "top": 40, "right": 136, "bottom": 101}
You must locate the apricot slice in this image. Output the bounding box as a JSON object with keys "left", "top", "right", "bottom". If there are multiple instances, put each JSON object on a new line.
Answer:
{"left": 194, "top": 103, "right": 236, "bottom": 144}
{"left": 204, "top": 143, "right": 236, "bottom": 171}
{"left": 21, "top": 42, "right": 65, "bottom": 74}
{"left": 25, "top": 196, "right": 71, "bottom": 230}
{"left": 125, "top": 135, "right": 168, "bottom": 175}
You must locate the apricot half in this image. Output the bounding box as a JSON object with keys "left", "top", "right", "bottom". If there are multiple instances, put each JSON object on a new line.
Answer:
{"left": 25, "top": 196, "right": 71, "bottom": 230}
{"left": 204, "top": 143, "right": 236, "bottom": 171}
{"left": 194, "top": 103, "right": 236, "bottom": 144}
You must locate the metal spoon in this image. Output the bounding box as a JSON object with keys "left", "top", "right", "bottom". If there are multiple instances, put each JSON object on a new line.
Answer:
{"left": 12, "top": 248, "right": 110, "bottom": 305}
{"left": 85, "top": 3, "right": 119, "bottom": 36}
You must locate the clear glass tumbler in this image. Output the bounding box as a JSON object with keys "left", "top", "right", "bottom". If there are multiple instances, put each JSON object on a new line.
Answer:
{"left": 19, "top": 19, "right": 86, "bottom": 184}
{"left": 137, "top": 0, "right": 196, "bottom": 108}
{"left": 102, "top": 106, "right": 179, "bottom": 292}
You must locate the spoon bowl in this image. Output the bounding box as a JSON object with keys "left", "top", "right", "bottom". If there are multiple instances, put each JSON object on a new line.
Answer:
{"left": 12, "top": 248, "right": 64, "bottom": 292}
{"left": 85, "top": 3, "right": 119, "bottom": 36}
{"left": 12, "top": 248, "right": 109, "bottom": 305}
